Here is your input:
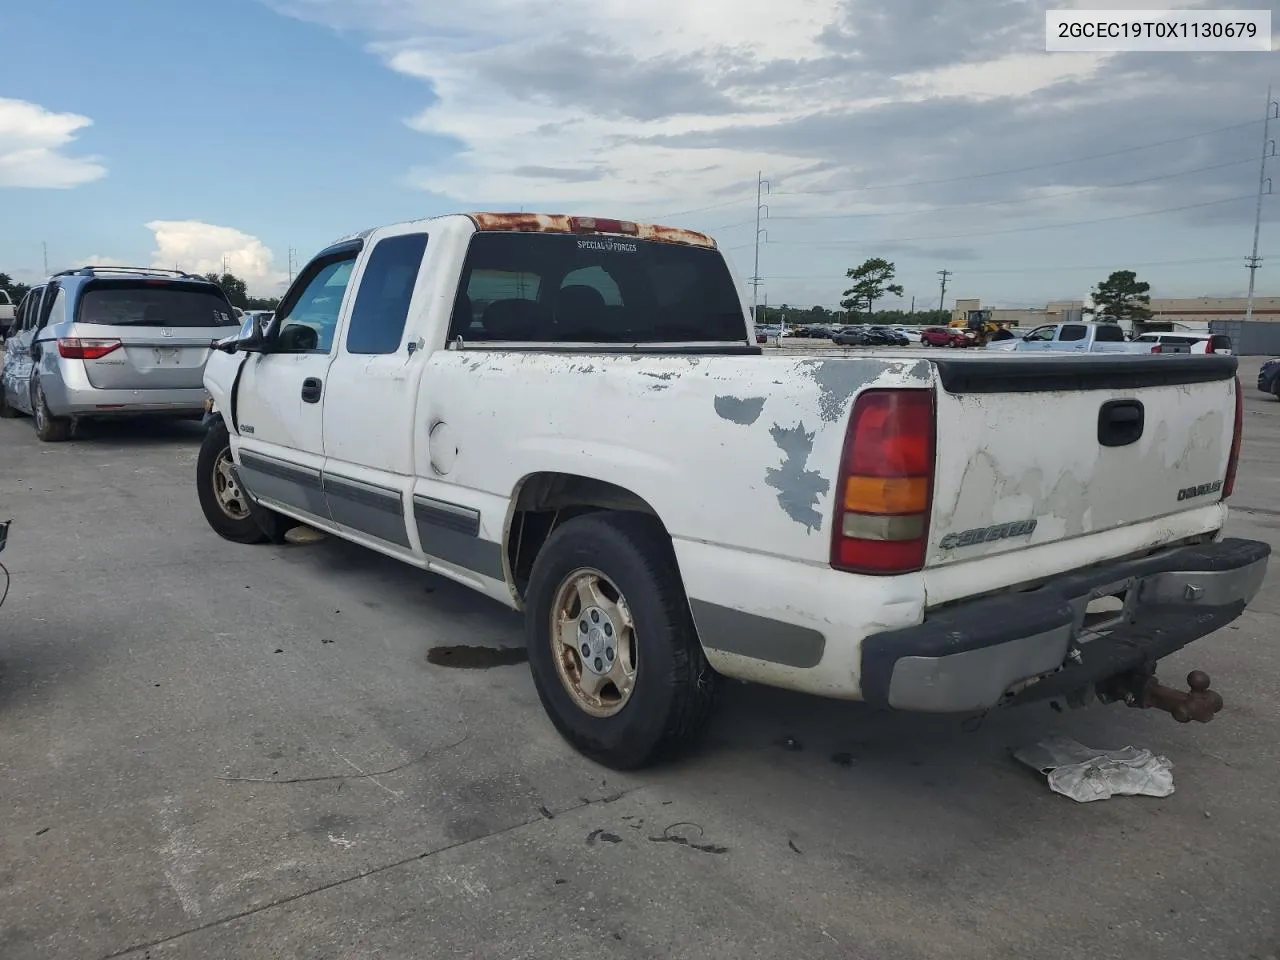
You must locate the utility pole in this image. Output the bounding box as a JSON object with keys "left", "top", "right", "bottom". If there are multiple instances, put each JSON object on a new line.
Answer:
{"left": 909, "top": 295, "right": 915, "bottom": 320}
{"left": 1245, "top": 85, "right": 1278, "bottom": 323}
{"left": 751, "top": 172, "right": 770, "bottom": 325}
{"left": 221, "top": 255, "right": 228, "bottom": 276}
{"left": 937, "top": 269, "right": 952, "bottom": 314}
{"left": 287, "top": 247, "right": 296, "bottom": 285}
{"left": 42, "top": 242, "right": 48, "bottom": 275}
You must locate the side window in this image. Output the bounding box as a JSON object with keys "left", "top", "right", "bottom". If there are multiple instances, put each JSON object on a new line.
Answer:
{"left": 1059, "top": 324, "right": 1087, "bottom": 342}
{"left": 22, "top": 287, "right": 46, "bottom": 332}
{"left": 1024, "top": 325, "right": 1055, "bottom": 342}
{"left": 46, "top": 288, "right": 67, "bottom": 326}
{"left": 273, "top": 256, "right": 357, "bottom": 354}
{"left": 346, "top": 233, "right": 428, "bottom": 355}
{"left": 560, "top": 266, "right": 622, "bottom": 306}
{"left": 1094, "top": 324, "right": 1123, "bottom": 342}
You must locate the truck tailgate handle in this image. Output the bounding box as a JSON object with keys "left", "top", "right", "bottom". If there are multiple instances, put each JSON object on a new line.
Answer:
{"left": 1098, "top": 399, "right": 1144, "bottom": 447}
{"left": 301, "top": 377, "right": 322, "bottom": 403}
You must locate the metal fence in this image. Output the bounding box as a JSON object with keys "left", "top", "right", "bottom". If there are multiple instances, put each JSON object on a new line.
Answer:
{"left": 1208, "top": 320, "right": 1280, "bottom": 356}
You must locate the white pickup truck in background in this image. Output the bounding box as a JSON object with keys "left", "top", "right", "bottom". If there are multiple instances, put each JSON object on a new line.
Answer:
{"left": 0, "top": 290, "right": 14, "bottom": 338}
{"left": 197, "top": 212, "right": 1268, "bottom": 769}
{"left": 987, "top": 321, "right": 1153, "bottom": 353}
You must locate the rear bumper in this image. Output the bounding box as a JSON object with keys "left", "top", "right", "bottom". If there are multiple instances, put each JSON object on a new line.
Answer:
{"left": 860, "top": 537, "right": 1270, "bottom": 713}
{"left": 41, "top": 373, "right": 208, "bottom": 417}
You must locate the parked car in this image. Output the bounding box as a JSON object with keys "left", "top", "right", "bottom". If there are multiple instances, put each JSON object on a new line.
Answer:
{"left": 0, "top": 267, "right": 240, "bottom": 440}
{"left": 832, "top": 326, "right": 870, "bottom": 346}
{"left": 1131, "top": 331, "right": 1233, "bottom": 355}
{"left": 198, "top": 211, "right": 1266, "bottom": 770}
{"left": 868, "top": 325, "right": 909, "bottom": 346}
{"left": 1258, "top": 357, "right": 1280, "bottom": 398}
{"left": 893, "top": 326, "right": 922, "bottom": 343}
{"left": 919, "top": 326, "right": 968, "bottom": 347}
{"left": 988, "top": 322, "right": 1152, "bottom": 354}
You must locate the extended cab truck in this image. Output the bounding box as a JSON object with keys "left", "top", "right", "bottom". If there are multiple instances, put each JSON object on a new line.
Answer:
{"left": 0, "top": 290, "right": 14, "bottom": 338}
{"left": 197, "top": 213, "right": 1269, "bottom": 769}
{"left": 987, "top": 321, "right": 1152, "bottom": 353}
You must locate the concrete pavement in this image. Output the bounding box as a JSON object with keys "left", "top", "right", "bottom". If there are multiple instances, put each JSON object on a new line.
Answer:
{"left": 1, "top": 358, "right": 1277, "bottom": 959}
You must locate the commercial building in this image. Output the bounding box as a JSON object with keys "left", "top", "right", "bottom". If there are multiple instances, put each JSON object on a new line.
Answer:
{"left": 952, "top": 296, "right": 1280, "bottom": 333}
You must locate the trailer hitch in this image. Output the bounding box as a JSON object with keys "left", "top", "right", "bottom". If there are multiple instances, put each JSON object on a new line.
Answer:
{"left": 1098, "top": 669, "right": 1224, "bottom": 724}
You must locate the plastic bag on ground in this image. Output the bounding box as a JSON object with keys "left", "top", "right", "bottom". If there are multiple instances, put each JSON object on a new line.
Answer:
{"left": 1013, "top": 735, "right": 1174, "bottom": 802}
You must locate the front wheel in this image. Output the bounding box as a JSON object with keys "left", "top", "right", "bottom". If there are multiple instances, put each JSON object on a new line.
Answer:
{"left": 196, "top": 421, "right": 289, "bottom": 544}
{"left": 524, "top": 512, "right": 718, "bottom": 770}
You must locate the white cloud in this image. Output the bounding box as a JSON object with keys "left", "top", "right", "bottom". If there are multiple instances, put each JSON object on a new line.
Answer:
{"left": 145, "top": 220, "right": 288, "bottom": 294}
{"left": 0, "top": 98, "right": 106, "bottom": 188}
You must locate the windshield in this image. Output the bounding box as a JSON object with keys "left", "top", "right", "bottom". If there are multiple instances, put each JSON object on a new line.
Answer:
{"left": 450, "top": 232, "right": 747, "bottom": 343}
{"left": 76, "top": 280, "right": 239, "bottom": 327}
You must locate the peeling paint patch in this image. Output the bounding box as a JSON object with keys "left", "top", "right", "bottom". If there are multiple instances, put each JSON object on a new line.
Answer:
{"left": 649, "top": 383, "right": 671, "bottom": 391}
{"left": 640, "top": 370, "right": 677, "bottom": 381}
{"left": 764, "top": 422, "right": 830, "bottom": 532}
{"left": 578, "top": 364, "right": 596, "bottom": 374}
{"left": 714, "top": 395, "right": 766, "bottom": 426}
{"left": 799, "top": 359, "right": 883, "bottom": 423}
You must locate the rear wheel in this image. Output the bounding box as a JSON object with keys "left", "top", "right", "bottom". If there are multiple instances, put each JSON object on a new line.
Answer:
{"left": 197, "top": 420, "right": 289, "bottom": 544}
{"left": 31, "top": 379, "right": 71, "bottom": 442}
{"left": 524, "top": 511, "right": 718, "bottom": 770}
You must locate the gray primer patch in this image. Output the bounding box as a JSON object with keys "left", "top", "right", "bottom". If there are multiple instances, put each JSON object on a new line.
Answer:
{"left": 799, "top": 358, "right": 883, "bottom": 423}
{"left": 764, "top": 422, "right": 830, "bottom": 532}
{"left": 714, "top": 395, "right": 766, "bottom": 426}
{"left": 689, "top": 600, "right": 825, "bottom": 668}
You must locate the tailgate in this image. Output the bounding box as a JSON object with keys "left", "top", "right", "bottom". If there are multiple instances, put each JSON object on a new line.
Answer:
{"left": 926, "top": 354, "right": 1237, "bottom": 567}
{"left": 77, "top": 326, "right": 216, "bottom": 390}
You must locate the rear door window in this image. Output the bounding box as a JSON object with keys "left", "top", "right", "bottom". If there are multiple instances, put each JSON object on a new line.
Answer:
{"left": 76, "top": 280, "right": 238, "bottom": 328}
{"left": 1093, "top": 324, "right": 1124, "bottom": 341}
{"left": 346, "top": 233, "right": 428, "bottom": 354}
{"left": 450, "top": 232, "right": 745, "bottom": 343}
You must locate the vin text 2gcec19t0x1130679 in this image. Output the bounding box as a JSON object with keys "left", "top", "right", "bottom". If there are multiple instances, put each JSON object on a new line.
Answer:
{"left": 196, "top": 212, "right": 1268, "bottom": 770}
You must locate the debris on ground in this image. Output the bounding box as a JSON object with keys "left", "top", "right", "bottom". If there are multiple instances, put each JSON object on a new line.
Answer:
{"left": 648, "top": 822, "right": 728, "bottom": 855}
{"left": 774, "top": 735, "right": 803, "bottom": 752}
{"left": 284, "top": 525, "right": 326, "bottom": 545}
{"left": 586, "top": 829, "right": 622, "bottom": 845}
{"left": 1014, "top": 735, "right": 1174, "bottom": 802}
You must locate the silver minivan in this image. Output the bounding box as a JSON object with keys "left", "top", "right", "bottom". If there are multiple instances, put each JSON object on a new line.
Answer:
{"left": 0, "top": 266, "right": 240, "bottom": 441}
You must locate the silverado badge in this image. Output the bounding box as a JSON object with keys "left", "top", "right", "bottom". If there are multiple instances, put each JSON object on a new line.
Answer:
{"left": 939, "top": 519, "right": 1038, "bottom": 550}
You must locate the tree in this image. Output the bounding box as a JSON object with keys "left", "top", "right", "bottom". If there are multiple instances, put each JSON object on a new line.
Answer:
{"left": 203, "top": 272, "right": 249, "bottom": 308}
{"left": 245, "top": 296, "right": 280, "bottom": 310}
{"left": 0, "top": 272, "right": 30, "bottom": 304}
{"left": 1084, "top": 270, "right": 1151, "bottom": 323}
{"left": 840, "top": 258, "right": 903, "bottom": 319}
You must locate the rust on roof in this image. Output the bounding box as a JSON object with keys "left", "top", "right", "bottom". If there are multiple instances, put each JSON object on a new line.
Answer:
{"left": 466, "top": 213, "right": 717, "bottom": 249}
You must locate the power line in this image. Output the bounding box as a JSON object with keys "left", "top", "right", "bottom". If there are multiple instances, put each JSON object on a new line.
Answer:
{"left": 764, "top": 158, "right": 1257, "bottom": 222}
{"left": 773, "top": 118, "right": 1264, "bottom": 196}
{"left": 769, "top": 193, "right": 1258, "bottom": 247}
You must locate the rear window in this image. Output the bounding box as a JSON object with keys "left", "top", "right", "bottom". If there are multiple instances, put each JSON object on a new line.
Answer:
{"left": 76, "top": 280, "right": 238, "bottom": 327}
{"left": 449, "top": 232, "right": 746, "bottom": 343}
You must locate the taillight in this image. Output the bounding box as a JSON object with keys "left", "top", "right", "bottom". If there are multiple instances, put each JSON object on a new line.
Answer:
{"left": 569, "top": 216, "right": 638, "bottom": 235}
{"left": 830, "top": 389, "right": 936, "bottom": 575}
{"left": 1224, "top": 375, "right": 1243, "bottom": 499}
{"left": 1150, "top": 344, "right": 1162, "bottom": 354}
{"left": 57, "top": 337, "right": 122, "bottom": 360}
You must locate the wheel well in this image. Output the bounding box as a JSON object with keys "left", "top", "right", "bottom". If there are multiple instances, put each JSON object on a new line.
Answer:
{"left": 506, "top": 473, "right": 666, "bottom": 598}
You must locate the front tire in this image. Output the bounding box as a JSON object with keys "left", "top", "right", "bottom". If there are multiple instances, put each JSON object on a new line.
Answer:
{"left": 31, "top": 379, "right": 70, "bottom": 441}
{"left": 524, "top": 512, "right": 718, "bottom": 770}
{"left": 197, "top": 421, "right": 289, "bottom": 544}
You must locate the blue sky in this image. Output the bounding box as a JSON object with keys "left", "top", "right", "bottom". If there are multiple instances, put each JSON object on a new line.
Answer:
{"left": 1, "top": 0, "right": 1277, "bottom": 307}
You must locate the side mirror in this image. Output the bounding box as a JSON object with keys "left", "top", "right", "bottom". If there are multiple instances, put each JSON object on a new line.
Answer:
{"left": 213, "top": 319, "right": 270, "bottom": 354}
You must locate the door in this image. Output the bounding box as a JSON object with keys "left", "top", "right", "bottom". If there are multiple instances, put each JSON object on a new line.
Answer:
{"left": 4, "top": 286, "right": 46, "bottom": 414}
{"left": 233, "top": 244, "right": 361, "bottom": 521}
{"left": 1057, "top": 323, "right": 1088, "bottom": 351}
{"left": 320, "top": 226, "right": 432, "bottom": 549}
{"left": 1015, "top": 325, "right": 1057, "bottom": 352}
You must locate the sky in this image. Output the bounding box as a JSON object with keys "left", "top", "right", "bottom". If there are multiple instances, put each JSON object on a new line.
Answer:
{"left": 1, "top": 0, "right": 1277, "bottom": 310}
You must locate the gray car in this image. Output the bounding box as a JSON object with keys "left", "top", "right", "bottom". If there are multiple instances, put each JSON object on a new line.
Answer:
{"left": 0, "top": 266, "right": 240, "bottom": 441}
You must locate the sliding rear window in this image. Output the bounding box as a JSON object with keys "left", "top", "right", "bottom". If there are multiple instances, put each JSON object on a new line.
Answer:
{"left": 76, "top": 280, "right": 239, "bottom": 327}
{"left": 449, "top": 232, "right": 746, "bottom": 343}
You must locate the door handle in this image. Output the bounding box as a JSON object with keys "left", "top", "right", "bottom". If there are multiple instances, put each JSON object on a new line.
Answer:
{"left": 302, "top": 377, "right": 322, "bottom": 403}
{"left": 1098, "top": 399, "right": 1144, "bottom": 447}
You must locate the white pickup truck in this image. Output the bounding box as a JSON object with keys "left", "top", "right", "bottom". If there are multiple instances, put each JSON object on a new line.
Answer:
{"left": 987, "top": 321, "right": 1152, "bottom": 353}
{"left": 196, "top": 212, "right": 1268, "bottom": 769}
{"left": 0, "top": 290, "right": 14, "bottom": 337}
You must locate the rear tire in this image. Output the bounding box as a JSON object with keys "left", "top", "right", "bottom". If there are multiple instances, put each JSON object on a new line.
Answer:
{"left": 197, "top": 421, "right": 289, "bottom": 544}
{"left": 31, "top": 379, "right": 71, "bottom": 441}
{"left": 523, "top": 511, "right": 718, "bottom": 770}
